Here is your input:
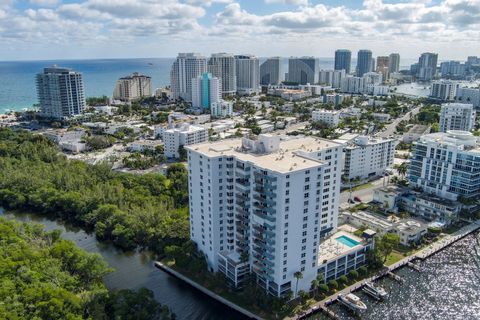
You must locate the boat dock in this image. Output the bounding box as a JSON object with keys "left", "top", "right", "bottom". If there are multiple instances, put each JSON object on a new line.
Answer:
{"left": 387, "top": 271, "right": 404, "bottom": 283}
{"left": 407, "top": 261, "right": 421, "bottom": 271}
{"left": 291, "top": 220, "right": 480, "bottom": 319}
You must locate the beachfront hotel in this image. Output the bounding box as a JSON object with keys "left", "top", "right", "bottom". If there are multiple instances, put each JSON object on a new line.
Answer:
{"left": 186, "top": 135, "right": 372, "bottom": 296}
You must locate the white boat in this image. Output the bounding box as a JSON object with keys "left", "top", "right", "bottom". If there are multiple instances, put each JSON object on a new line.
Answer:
{"left": 363, "top": 281, "right": 388, "bottom": 300}
{"left": 338, "top": 293, "right": 367, "bottom": 312}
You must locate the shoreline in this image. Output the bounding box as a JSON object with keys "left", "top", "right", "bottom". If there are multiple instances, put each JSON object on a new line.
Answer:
{"left": 154, "top": 220, "right": 480, "bottom": 320}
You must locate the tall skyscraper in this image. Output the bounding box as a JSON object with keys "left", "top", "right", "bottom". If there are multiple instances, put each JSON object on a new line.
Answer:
{"left": 186, "top": 135, "right": 347, "bottom": 296}
{"left": 36, "top": 65, "right": 85, "bottom": 119}
{"left": 191, "top": 73, "right": 222, "bottom": 110}
{"left": 416, "top": 52, "right": 438, "bottom": 81}
{"left": 388, "top": 53, "right": 400, "bottom": 74}
{"left": 356, "top": 50, "right": 372, "bottom": 77}
{"left": 113, "top": 72, "right": 152, "bottom": 102}
{"left": 260, "top": 57, "right": 282, "bottom": 85}
{"left": 170, "top": 53, "right": 207, "bottom": 101}
{"left": 288, "top": 57, "right": 319, "bottom": 85}
{"left": 334, "top": 49, "right": 351, "bottom": 74}
{"left": 208, "top": 53, "right": 237, "bottom": 97}
{"left": 235, "top": 54, "right": 260, "bottom": 95}
{"left": 376, "top": 56, "right": 390, "bottom": 82}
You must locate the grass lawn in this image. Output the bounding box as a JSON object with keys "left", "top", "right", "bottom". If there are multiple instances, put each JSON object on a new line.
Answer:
{"left": 385, "top": 251, "right": 405, "bottom": 266}
{"left": 352, "top": 182, "right": 374, "bottom": 191}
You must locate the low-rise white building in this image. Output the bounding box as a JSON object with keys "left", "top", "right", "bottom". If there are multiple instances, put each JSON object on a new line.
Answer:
{"left": 439, "top": 103, "right": 476, "bottom": 132}
{"left": 128, "top": 140, "right": 163, "bottom": 153}
{"left": 339, "top": 211, "right": 427, "bottom": 246}
{"left": 163, "top": 124, "right": 207, "bottom": 158}
{"left": 43, "top": 129, "right": 87, "bottom": 154}
{"left": 371, "top": 113, "right": 391, "bottom": 122}
{"left": 400, "top": 193, "right": 462, "bottom": 226}
{"left": 312, "top": 109, "right": 341, "bottom": 127}
{"left": 343, "top": 136, "right": 397, "bottom": 180}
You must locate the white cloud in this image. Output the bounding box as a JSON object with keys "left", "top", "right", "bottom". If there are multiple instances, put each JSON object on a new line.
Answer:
{"left": 30, "top": 0, "right": 60, "bottom": 6}
{"left": 0, "top": 0, "right": 480, "bottom": 60}
{"left": 265, "top": 0, "right": 309, "bottom": 5}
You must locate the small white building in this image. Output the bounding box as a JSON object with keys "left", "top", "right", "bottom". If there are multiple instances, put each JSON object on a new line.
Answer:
{"left": 163, "top": 123, "right": 208, "bottom": 158}
{"left": 43, "top": 129, "right": 87, "bottom": 154}
{"left": 128, "top": 140, "right": 163, "bottom": 153}
{"left": 371, "top": 113, "right": 391, "bottom": 122}
{"left": 312, "top": 109, "right": 341, "bottom": 127}
{"left": 340, "top": 211, "right": 427, "bottom": 246}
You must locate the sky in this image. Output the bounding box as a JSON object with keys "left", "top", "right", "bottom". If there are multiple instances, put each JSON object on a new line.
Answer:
{"left": 0, "top": 0, "right": 479, "bottom": 61}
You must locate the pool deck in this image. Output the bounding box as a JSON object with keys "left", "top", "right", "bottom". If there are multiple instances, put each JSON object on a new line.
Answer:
{"left": 289, "top": 219, "right": 480, "bottom": 320}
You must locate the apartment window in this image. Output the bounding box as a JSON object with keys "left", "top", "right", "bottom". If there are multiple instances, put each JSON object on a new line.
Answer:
{"left": 305, "top": 177, "right": 310, "bottom": 182}
{"left": 284, "top": 245, "right": 287, "bottom": 250}
{"left": 301, "top": 253, "right": 306, "bottom": 258}
{"left": 302, "top": 231, "right": 307, "bottom": 236}
{"left": 285, "top": 190, "right": 290, "bottom": 195}
{"left": 303, "top": 208, "right": 308, "bottom": 213}
{"left": 285, "top": 207, "right": 289, "bottom": 212}
{"left": 285, "top": 198, "right": 290, "bottom": 204}
{"left": 284, "top": 214, "right": 289, "bottom": 219}
{"left": 303, "top": 216, "right": 308, "bottom": 221}
{"left": 286, "top": 182, "right": 290, "bottom": 187}
{"left": 301, "top": 245, "right": 306, "bottom": 250}
{"left": 283, "top": 253, "right": 287, "bottom": 258}
{"left": 304, "top": 193, "right": 309, "bottom": 198}
{"left": 301, "top": 267, "right": 305, "bottom": 272}
{"left": 303, "top": 224, "right": 307, "bottom": 229}
{"left": 283, "top": 260, "right": 287, "bottom": 265}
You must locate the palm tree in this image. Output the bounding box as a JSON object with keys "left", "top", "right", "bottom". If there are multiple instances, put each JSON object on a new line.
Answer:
{"left": 294, "top": 271, "right": 303, "bottom": 298}
{"left": 310, "top": 279, "right": 319, "bottom": 298}
{"left": 397, "top": 162, "right": 408, "bottom": 178}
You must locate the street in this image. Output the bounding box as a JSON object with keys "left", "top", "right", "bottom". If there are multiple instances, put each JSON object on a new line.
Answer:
{"left": 377, "top": 105, "right": 422, "bottom": 138}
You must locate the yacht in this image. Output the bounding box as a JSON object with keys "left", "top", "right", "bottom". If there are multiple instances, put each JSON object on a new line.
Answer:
{"left": 363, "top": 281, "right": 388, "bottom": 300}
{"left": 338, "top": 293, "right": 367, "bottom": 312}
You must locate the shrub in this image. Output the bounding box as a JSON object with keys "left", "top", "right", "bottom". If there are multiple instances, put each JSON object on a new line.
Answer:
{"left": 328, "top": 280, "right": 338, "bottom": 291}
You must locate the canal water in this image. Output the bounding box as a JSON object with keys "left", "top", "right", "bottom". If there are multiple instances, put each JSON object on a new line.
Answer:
{"left": 0, "top": 208, "right": 244, "bottom": 320}
{"left": 309, "top": 231, "right": 480, "bottom": 320}
{"left": 3, "top": 208, "right": 479, "bottom": 320}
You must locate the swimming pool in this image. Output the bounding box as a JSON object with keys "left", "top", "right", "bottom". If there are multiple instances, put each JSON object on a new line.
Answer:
{"left": 335, "top": 235, "right": 360, "bottom": 248}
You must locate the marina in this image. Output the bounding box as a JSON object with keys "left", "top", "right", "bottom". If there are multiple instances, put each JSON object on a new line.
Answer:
{"left": 294, "top": 220, "right": 480, "bottom": 320}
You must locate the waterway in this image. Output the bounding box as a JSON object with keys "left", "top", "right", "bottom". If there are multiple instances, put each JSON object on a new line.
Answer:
{"left": 0, "top": 208, "right": 244, "bottom": 320}
{"left": 309, "top": 231, "right": 480, "bottom": 320}
{"left": 2, "top": 207, "right": 479, "bottom": 320}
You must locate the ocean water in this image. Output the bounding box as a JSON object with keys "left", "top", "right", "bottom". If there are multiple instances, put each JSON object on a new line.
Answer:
{"left": 0, "top": 57, "right": 417, "bottom": 114}
{"left": 0, "top": 58, "right": 174, "bottom": 113}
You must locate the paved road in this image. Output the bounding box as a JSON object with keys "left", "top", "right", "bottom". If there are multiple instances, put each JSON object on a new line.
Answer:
{"left": 377, "top": 105, "right": 422, "bottom": 138}
{"left": 339, "top": 176, "right": 390, "bottom": 205}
